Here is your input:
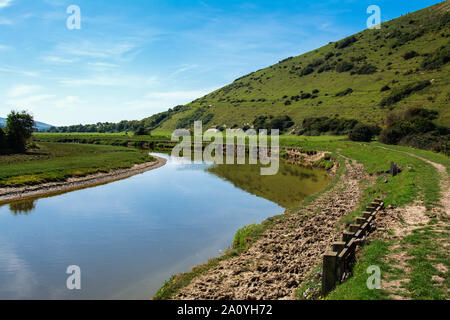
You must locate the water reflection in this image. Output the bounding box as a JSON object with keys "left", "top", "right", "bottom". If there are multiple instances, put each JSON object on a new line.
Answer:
{"left": 9, "top": 200, "right": 37, "bottom": 215}
{"left": 0, "top": 153, "right": 330, "bottom": 299}
{"left": 208, "top": 161, "right": 329, "bottom": 208}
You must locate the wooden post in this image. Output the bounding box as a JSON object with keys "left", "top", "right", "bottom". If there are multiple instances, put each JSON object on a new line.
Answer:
{"left": 349, "top": 224, "right": 360, "bottom": 233}
{"left": 363, "top": 211, "right": 372, "bottom": 218}
{"left": 322, "top": 252, "right": 338, "bottom": 296}
{"left": 356, "top": 217, "right": 366, "bottom": 225}
{"left": 342, "top": 231, "right": 354, "bottom": 243}
{"left": 390, "top": 162, "right": 399, "bottom": 176}
{"left": 332, "top": 242, "right": 346, "bottom": 253}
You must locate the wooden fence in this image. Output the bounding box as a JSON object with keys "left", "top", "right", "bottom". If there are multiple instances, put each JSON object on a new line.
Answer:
{"left": 322, "top": 199, "right": 385, "bottom": 296}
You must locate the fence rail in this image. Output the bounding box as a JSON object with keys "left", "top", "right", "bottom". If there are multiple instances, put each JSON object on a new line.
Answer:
{"left": 322, "top": 199, "right": 384, "bottom": 295}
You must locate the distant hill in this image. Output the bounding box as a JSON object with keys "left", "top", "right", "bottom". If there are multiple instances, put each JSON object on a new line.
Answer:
{"left": 0, "top": 117, "right": 54, "bottom": 131}
{"left": 146, "top": 2, "right": 449, "bottom": 131}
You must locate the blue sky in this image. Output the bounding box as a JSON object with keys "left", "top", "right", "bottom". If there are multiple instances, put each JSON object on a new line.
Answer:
{"left": 0, "top": 0, "right": 442, "bottom": 126}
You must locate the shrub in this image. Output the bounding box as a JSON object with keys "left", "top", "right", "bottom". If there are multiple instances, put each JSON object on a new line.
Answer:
{"left": 325, "top": 52, "right": 335, "bottom": 60}
{"left": 300, "top": 67, "right": 314, "bottom": 76}
{"left": 317, "top": 63, "right": 334, "bottom": 73}
{"left": 307, "top": 59, "right": 324, "bottom": 68}
{"left": 201, "top": 113, "right": 214, "bottom": 125}
{"left": 421, "top": 44, "right": 450, "bottom": 70}
{"left": 253, "top": 115, "right": 294, "bottom": 133}
{"left": 354, "top": 64, "right": 377, "bottom": 75}
{"left": 380, "top": 85, "right": 391, "bottom": 92}
{"left": 402, "top": 50, "right": 419, "bottom": 60}
{"left": 134, "top": 127, "right": 150, "bottom": 136}
{"left": 335, "top": 61, "right": 354, "bottom": 72}
{"left": 380, "top": 80, "right": 431, "bottom": 106}
{"left": 349, "top": 124, "right": 381, "bottom": 142}
{"left": 300, "top": 93, "right": 312, "bottom": 99}
{"left": 335, "top": 88, "right": 353, "bottom": 97}
{"left": 176, "top": 107, "right": 206, "bottom": 128}
{"left": 299, "top": 117, "right": 359, "bottom": 136}
{"left": 379, "top": 107, "right": 449, "bottom": 154}
{"left": 335, "top": 36, "right": 358, "bottom": 49}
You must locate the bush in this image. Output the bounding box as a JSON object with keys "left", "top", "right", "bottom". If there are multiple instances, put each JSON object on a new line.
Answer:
{"left": 134, "top": 127, "right": 150, "bottom": 136}
{"left": 335, "top": 88, "right": 353, "bottom": 97}
{"left": 335, "top": 36, "right": 358, "bottom": 49}
{"left": 380, "top": 85, "right": 391, "bottom": 92}
{"left": 335, "top": 61, "right": 354, "bottom": 72}
{"left": 299, "top": 117, "right": 359, "bottom": 136}
{"left": 349, "top": 124, "right": 381, "bottom": 142}
{"left": 403, "top": 50, "right": 419, "bottom": 60}
{"left": 379, "top": 107, "right": 449, "bottom": 154}
{"left": 325, "top": 52, "right": 335, "bottom": 60}
{"left": 253, "top": 115, "right": 294, "bottom": 133}
{"left": 354, "top": 64, "right": 377, "bottom": 75}
{"left": 380, "top": 80, "right": 431, "bottom": 106}
{"left": 421, "top": 44, "right": 450, "bottom": 70}
{"left": 300, "top": 93, "right": 312, "bottom": 99}
{"left": 300, "top": 67, "right": 314, "bottom": 76}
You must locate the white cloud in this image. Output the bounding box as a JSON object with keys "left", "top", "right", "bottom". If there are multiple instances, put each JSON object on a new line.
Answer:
{"left": 0, "top": 66, "right": 39, "bottom": 77}
{"left": 40, "top": 56, "right": 78, "bottom": 64}
{"left": 125, "top": 88, "right": 215, "bottom": 111}
{"left": 51, "top": 96, "right": 83, "bottom": 109}
{"left": 6, "top": 94, "right": 55, "bottom": 108}
{"left": 55, "top": 40, "right": 141, "bottom": 60}
{"left": 8, "top": 85, "right": 43, "bottom": 98}
{"left": 0, "top": 0, "right": 13, "bottom": 10}
{"left": 0, "top": 44, "right": 12, "bottom": 51}
{"left": 59, "top": 75, "right": 158, "bottom": 87}
{"left": 171, "top": 64, "right": 200, "bottom": 76}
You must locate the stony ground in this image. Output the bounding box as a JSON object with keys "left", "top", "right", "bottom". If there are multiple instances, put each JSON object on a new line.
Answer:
{"left": 176, "top": 158, "right": 366, "bottom": 300}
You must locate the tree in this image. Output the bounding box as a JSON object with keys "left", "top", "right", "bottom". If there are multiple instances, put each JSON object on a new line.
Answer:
{"left": 134, "top": 127, "right": 150, "bottom": 136}
{"left": 0, "top": 128, "right": 6, "bottom": 151}
{"left": 5, "top": 111, "right": 35, "bottom": 152}
{"left": 349, "top": 124, "right": 380, "bottom": 142}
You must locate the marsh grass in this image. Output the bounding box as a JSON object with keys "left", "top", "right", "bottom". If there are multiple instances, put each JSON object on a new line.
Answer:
{"left": 0, "top": 142, "right": 155, "bottom": 187}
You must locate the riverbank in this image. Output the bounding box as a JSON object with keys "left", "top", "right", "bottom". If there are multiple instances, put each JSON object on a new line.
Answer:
{"left": 155, "top": 139, "right": 449, "bottom": 300}
{"left": 172, "top": 157, "right": 364, "bottom": 299}
{"left": 0, "top": 155, "right": 166, "bottom": 204}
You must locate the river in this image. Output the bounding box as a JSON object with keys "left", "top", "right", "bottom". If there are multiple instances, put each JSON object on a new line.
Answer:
{"left": 0, "top": 153, "right": 329, "bottom": 299}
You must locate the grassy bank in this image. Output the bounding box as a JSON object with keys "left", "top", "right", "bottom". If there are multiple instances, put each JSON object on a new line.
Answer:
{"left": 0, "top": 142, "right": 155, "bottom": 187}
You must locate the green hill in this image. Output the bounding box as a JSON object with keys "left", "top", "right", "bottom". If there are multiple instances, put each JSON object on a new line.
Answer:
{"left": 150, "top": 2, "right": 449, "bottom": 132}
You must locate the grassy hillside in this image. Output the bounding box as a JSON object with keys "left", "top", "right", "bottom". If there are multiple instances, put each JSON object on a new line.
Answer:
{"left": 152, "top": 2, "right": 450, "bottom": 132}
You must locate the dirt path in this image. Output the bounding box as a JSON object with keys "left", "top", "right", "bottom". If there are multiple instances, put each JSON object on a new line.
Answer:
{"left": 0, "top": 156, "right": 167, "bottom": 204}
{"left": 373, "top": 146, "right": 449, "bottom": 299}
{"left": 176, "top": 158, "right": 366, "bottom": 300}
{"left": 377, "top": 146, "right": 449, "bottom": 213}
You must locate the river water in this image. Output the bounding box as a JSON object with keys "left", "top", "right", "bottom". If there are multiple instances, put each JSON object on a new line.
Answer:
{"left": 0, "top": 153, "right": 329, "bottom": 299}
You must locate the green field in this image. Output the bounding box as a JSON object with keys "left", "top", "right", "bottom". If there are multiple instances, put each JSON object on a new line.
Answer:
{"left": 0, "top": 142, "right": 155, "bottom": 187}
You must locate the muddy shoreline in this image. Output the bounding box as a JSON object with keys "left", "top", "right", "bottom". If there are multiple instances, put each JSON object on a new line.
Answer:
{"left": 0, "top": 156, "right": 167, "bottom": 204}
{"left": 163, "top": 157, "right": 366, "bottom": 300}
